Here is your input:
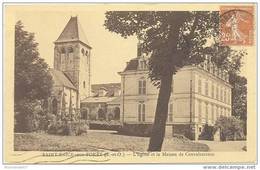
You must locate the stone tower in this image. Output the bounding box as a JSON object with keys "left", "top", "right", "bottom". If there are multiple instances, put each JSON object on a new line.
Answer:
{"left": 54, "top": 16, "right": 91, "bottom": 100}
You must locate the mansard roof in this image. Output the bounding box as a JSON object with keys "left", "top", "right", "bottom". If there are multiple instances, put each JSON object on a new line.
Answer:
{"left": 49, "top": 69, "right": 77, "bottom": 90}
{"left": 124, "top": 58, "right": 139, "bottom": 71}
{"left": 55, "top": 16, "right": 91, "bottom": 48}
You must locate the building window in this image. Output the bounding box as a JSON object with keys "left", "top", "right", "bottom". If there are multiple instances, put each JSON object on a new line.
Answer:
{"left": 139, "top": 60, "right": 147, "bottom": 70}
{"left": 216, "top": 106, "right": 219, "bottom": 119}
{"left": 138, "top": 79, "right": 146, "bottom": 95}
{"left": 198, "top": 100, "right": 202, "bottom": 123}
{"left": 168, "top": 103, "right": 173, "bottom": 122}
{"left": 114, "top": 107, "right": 120, "bottom": 120}
{"left": 211, "top": 84, "right": 214, "bottom": 98}
{"left": 198, "top": 79, "right": 202, "bottom": 94}
{"left": 205, "top": 81, "right": 209, "bottom": 96}
{"left": 224, "top": 89, "right": 227, "bottom": 103}
{"left": 211, "top": 104, "right": 215, "bottom": 123}
{"left": 61, "top": 47, "right": 65, "bottom": 54}
{"left": 228, "top": 90, "right": 231, "bottom": 104}
{"left": 205, "top": 102, "right": 208, "bottom": 123}
{"left": 81, "top": 48, "right": 85, "bottom": 55}
{"left": 220, "top": 88, "right": 223, "bottom": 101}
{"left": 138, "top": 102, "right": 145, "bottom": 122}
{"left": 216, "top": 85, "right": 219, "bottom": 100}
{"left": 52, "top": 98, "right": 58, "bottom": 115}
{"left": 68, "top": 47, "right": 73, "bottom": 53}
{"left": 83, "top": 81, "right": 86, "bottom": 88}
{"left": 85, "top": 50, "right": 89, "bottom": 56}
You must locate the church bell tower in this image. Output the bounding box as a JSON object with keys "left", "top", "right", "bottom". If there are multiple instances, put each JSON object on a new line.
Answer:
{"left": 54, "top": 16, "right": 91, "bottom": 100}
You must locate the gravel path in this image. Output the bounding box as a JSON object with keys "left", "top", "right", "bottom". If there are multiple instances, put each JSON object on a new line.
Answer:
{"left": 198, "top": 140, "right": 246, "bottom": 152}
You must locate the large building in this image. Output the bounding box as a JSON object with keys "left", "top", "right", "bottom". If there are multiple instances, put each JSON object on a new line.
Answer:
{"left": 119, "top": 47, "right": 232, "bottom": 140}
{"left": 47, "top": 16, "right": 91, "bottom": 116}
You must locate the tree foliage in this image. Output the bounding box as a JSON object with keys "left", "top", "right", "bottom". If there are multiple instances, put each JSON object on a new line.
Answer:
{"left": 15, "top": 20, "right": 53, "bottom": 102}
{"left": 204, "top": 42, "right": 247, "bottom": 129}
{"left": 214, "top": 116, "right": 245, "bottom": 141}
{"left": 15, "top": 21, "right": 53, "bottom": 132}
{"left": 105, "top": 11, "right": 219, "bottom": 86}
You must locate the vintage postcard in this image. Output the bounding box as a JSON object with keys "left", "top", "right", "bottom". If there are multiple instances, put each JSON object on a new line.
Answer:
{"left": 3, "top": 2, "right": 257, "bottom": 164}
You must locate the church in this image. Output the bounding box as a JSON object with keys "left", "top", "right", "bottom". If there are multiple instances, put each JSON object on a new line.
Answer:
{"left": 47, "top": 16, "right": 91, "bottom": 117}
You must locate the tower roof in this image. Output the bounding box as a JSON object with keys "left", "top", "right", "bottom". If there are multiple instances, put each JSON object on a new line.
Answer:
{"left": 55, "top": 16, "right": 91, "bottom": 48}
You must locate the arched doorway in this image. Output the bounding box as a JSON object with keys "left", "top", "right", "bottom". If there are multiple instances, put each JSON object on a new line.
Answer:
{"left": 52, "top": 98, "right": 58, "bottom": 115}
{"left": 81, "top": 108, "right": 88, "bottom": 120}
{"left": 114, "top": 107, "right": 120, "bottom": 120}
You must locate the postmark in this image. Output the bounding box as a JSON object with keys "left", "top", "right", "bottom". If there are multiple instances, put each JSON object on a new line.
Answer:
{"left": 220, "top": 6, "right": 254, "bottom": 46}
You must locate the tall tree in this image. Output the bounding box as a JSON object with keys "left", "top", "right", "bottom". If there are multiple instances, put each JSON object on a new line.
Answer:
{"left": 15, "top": 21, "right": 53, "bottom": 102}
{"left": 104, "top": 11, "right": 220, "bottom": 151}
{"left": 15, "top": 21, "right": 53, "bottom": 132}
{"left": 204, "top": 43, "right": 247, "bottom": 125}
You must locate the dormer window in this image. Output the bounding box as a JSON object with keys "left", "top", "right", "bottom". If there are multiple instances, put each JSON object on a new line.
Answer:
{"left": 139, "top": 60, "right": 147, "bottom": 70}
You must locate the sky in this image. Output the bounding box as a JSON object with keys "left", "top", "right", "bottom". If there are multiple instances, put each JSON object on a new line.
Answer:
{"left": 14, "top": 5, "right": 251, "bottom": 85}
{"left": 15, "top": 9, "right": 138, "bottom": 84}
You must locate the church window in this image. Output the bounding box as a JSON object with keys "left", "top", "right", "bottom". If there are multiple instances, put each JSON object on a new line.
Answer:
{"left": 81, "top": 48, "right": 85, "bottom": 55}
{"left": 52, "top": 98, "right": 58, "bottom": 115}
{"left": 61, "top": 47, "right": 65, "bottom": 54}
{"left": 68, "top": 47, "right": 73, "bottom": 53}
{"left": 85, "top": 50, "right": 88, "bottom": 56}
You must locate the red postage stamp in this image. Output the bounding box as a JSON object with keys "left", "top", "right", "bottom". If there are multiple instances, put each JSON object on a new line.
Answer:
{"left": 220, "top": 6, "right": 254, "bottom": 46}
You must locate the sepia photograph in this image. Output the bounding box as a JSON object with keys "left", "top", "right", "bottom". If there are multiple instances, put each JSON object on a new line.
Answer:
{"left": 3, "top": 2, "right": 257, "bottom": 164}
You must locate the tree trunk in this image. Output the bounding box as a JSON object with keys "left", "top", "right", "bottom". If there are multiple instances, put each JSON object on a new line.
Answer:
{"left": 148, "top": 74, "right": 173, "bottom": 151}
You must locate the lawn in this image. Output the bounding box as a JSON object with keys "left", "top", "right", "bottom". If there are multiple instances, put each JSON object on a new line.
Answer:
{"left": 14, "top": 130, "right": 209, "bottom": 151}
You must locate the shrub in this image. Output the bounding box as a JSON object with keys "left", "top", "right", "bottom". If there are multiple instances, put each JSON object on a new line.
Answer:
{"left": 214, "top": 116, "right": 245, "bottom": 141}
{"left": 65, "top": 121, "right": 88, "bottom": 136}
{"left": 199, "top": 124, "right": 214, "bottom": 140}
{"left": 89, "top": 120, "right": 122, "bottom": 130}
{"left": 98, "top": 108, "right": 105, "bottom": 120}
{"left": 107, "top": 113, "right": 114, "bottom": 121}
{"left": 118, "top": 123, "right": 153, "bottom": 137}
{"left": 15, "top": 99, "right": 47, "bottom": 132}
{"left": 88, "top": 112, "right": 97, "bottom": 120}
{"left": 47, "top": 120, "right": 88, "bottom": 136}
